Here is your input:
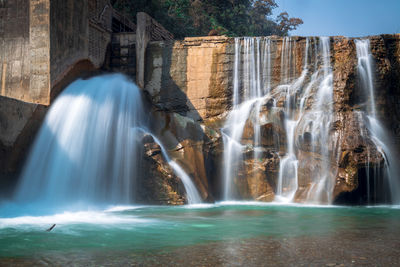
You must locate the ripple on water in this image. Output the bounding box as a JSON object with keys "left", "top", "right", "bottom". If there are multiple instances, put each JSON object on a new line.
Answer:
{"left": 0, "top": 203, "right": 399, "bottom": 260}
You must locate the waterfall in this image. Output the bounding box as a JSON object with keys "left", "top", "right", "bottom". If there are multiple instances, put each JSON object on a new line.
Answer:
{"left": 304, "top": 37, "right": 335, "bottom": 203}
{"left": 355, "top": 39, "right": 400, "bottom": 204}
{"left": 276, "top": 37, "right": 307, "bottom": 201}
{"left": 136, "top": 129, "right": 202, "bottom": 204}
{"left": 222, "top": 98, "right": 259, "bottom": 200}
{"left": 222, "top": 37, "right": 271, "bottom": 200}
{"left": 223, "top": 37, "right": 337, "bottom": 204}
{"left": 356, "top": 40, "right": 376, "bottom": 117}
{"left": 14, "top": 74, "right": 201, "bottom": 207}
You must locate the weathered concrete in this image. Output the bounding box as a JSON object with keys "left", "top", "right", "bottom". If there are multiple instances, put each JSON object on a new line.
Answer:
{"left": 0, "top": 95, "right": 47, "bottom": 198}
{"left": 50, "top": 0, "right": 89, "bottom": 87}
{"left": 110, "top": 32, "right": 136, "bottom": 77}
{"left": 88, "top": 0, "right": 113, "bottom": 69}
{"left": 0, "top": 0, "right": 128, "bottom": 105}
{"left": 0, "top": 0, "right": 49, "bottom": 104}
{"left": 136, "top": 12, "right": 174, "bottom": 88}
{"left": 136, "top": 12, "right": 151, "bottom": 89}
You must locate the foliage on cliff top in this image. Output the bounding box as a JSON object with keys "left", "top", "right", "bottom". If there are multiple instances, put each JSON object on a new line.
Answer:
{"left": 112, "top": 0, "right": 303, "bottom": 39}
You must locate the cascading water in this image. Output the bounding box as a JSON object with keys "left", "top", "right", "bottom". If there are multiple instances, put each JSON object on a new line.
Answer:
{"left": 355, "top": 39, "right": 400, "bottom": 204}
{"left": 13, "top": 74, "right": 201, "bottom": 208}
{"left": 222, "top": 37, "right": 272, "bottom": 200}
{"left": 301, "top": 37, "right": 335, "bottom": 203}
{"left": 275, "top": 37, "right": 336, "bottom": 203}
{"left": 136, "top": 129, "right": 202, "bottom": 204}
{"left": 275, "top": 37, "right": 308, "bottom": 201}
{"left": 223, "top": 36, "right": 337, "bottom": 203}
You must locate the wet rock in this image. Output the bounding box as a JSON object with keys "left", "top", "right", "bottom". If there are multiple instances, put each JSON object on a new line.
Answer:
{"left": 241, "top": 103, "right": 286, "bottom": 150}
{"left": 149, "top": 110, "right": 213, "bottom": 202}
{"left": 220, "top": 144, "right": 281, "bottom": 201}
{"left": 136, "top": 134, "right": 186, "bottom": 205}
{"left": 331, "top": 111, "right": 386, "bottom": 202}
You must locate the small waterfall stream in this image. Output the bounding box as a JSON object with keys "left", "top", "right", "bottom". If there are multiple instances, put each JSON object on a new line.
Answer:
{"left": 136, "top": 129, "right": 202, "bottom": 204}
{"left": 14, "top": 74, "right": 201, "bottom": 207}
{"left": 355, "top": 39, "right": 400, "bottom": 204}
{"left": 222, "top": 37, "right": 272, "bottom": 200}
{"left": 302, "top": 37, "right": 335, "bottom": 203}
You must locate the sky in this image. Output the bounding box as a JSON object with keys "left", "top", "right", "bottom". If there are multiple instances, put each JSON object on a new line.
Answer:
{"left": 273, "top": 0, "right": 400, "bottom": 37}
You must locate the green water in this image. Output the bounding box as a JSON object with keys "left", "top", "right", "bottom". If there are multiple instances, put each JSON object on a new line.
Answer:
{"left": 1, "top": 203, "right": 399, "bottom": 264}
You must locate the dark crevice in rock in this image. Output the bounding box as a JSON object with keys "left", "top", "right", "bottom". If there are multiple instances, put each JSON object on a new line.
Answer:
{"left": 334, "top": 166, "right": 391, "bottom": 205}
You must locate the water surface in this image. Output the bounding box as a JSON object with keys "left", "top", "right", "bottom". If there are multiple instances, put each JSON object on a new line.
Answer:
{"left": 1, "top": 203, "right": 399, "bottom": 266}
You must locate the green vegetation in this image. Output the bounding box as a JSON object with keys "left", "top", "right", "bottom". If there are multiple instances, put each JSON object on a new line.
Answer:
{"left": 112, "top": 0, "right": 303, "bottom": 39}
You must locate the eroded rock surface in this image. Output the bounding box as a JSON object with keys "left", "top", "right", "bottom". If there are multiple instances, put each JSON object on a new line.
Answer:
{"left": 136, "top": 135, "right": 186, "bottom": 205}
{"left": 143, "top": 34, "right": 400, "bottom": 204}
{"left": 1, "top": 34, "right": 400, "bottom": 205}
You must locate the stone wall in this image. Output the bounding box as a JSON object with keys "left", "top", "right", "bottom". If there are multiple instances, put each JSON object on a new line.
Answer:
{"left": 0, "top": 0, "right": 114, "bottom": 105}
{"left": 88, "top": 22, "right": 111, "bottom": 68}
{"left": 88, "top": 0, "right": 112, "bottom": 68}
{"left": 0, "top": 0, "right": 30, "bottom": 101}
{"left": 0, "top": 0, "right": 50, "bottom": 104}
{"left": 50, "top": 0, "right": 89, "bottom": 87}
{"left": 110, "top": 32, "right": 136, "bottom": 76}
{"left": 88, "top": 0, "right": 112, "bottom": 31}
{"left": 0, "top": 95, "right": 47, "bottom": 198}
{"left": 28, "top": 0, "right": 51, "bottom": 104}
{"left": 51, "top": 0, "right": 116, "bottom": 92}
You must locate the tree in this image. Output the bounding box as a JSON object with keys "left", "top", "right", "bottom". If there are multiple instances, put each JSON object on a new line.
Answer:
{"left": 113, "top": 0, "right": 303, "bottom": 38}
{"left": 276, "top": 12, "right": 304, "bottom": 33}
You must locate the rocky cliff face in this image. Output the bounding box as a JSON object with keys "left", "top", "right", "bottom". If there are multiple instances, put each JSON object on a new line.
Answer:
{"left": 1, "top": 34, "right": 399, "bottom": 205}
{"left": 143, "top": 34, "right": 400, "bottom": 204}
{"left": 331, "top": 35, "right": 400, "bottom": 203}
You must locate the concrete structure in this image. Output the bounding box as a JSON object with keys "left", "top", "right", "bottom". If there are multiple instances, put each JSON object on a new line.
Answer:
{"left": 0, "top": 0, "right": 173, "bottom": 105}
{"left": 135, "top": 12, "right": 173, "bottom": 88}
{"left": 0, "top": 0, "right": 135, "bottom": 105}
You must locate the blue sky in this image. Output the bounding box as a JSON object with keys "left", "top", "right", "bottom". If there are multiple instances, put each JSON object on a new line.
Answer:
{"left": 273, "top": 0, "right": 400, "bottom": 37}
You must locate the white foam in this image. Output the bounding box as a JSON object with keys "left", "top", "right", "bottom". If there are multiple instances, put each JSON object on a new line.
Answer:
{"left": 0, "top": 210, "right": 152, "bottom": 229}
{"left": 215, "top": 200, "right": 342, "bottom": 208}
{"left": 183, "top": 203, "right": 217, "bottom": 209}
{"left": 104, "top": 205, "right": 144, "bottom": 212}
